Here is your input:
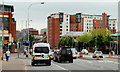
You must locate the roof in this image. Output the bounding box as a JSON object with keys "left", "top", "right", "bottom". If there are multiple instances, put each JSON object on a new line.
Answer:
{"left": 63, "top": 32, "right": 85, "bottom": 37}
{"left": 110, "top": 33, "right": 120, "bottom": 36}
{"left": 0, "top": 4, "right": 14, "bottom": 12}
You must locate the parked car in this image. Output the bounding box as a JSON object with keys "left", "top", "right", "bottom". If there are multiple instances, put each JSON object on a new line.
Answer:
{"left": 77, "top": 52, "right": 83, "bottom": 57}
{"left": 57, "top": 47, "right": 73, "bottom": 63}
{"left": 81, "top": 49, "right": 88, "bottom": 55}
{"left": 49, "top": 49, "right": 54, "bottom": 60}
{"left": 93, "top": 51, "right": 103, "bottom": 58}
{"left": 31, "top": 43, "right": 51, "bottom": 66}
{"left": 71, "top": 48, "right": 78, "bottom": 59}
{"left": 53, "top": 49, "right": 60, "bottom": 62}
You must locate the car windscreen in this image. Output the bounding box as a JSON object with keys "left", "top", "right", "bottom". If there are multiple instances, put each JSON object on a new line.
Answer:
{"left": 61, "top": 49, "right": 72, "bottom": 55}
{"left": 34, "top": 47, "right": 49, "bottom": 53}
{"left": 95, "top": 52, "right": 102, "bottom": 54}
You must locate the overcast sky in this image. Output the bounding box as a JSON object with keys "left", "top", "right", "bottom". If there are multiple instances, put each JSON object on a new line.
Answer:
{"left": 0, "top": 0, "right": 119, "bottom": 33}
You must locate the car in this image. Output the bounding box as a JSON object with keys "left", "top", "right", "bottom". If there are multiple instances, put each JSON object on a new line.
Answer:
{"left": 31, "top": 43, "right": 51, "bottom": 66}
{"left": 71, "top": 48, "right": 78, "bottom": 59}
{"left": 57, "top": 47, "right": 73, "bottom": 63}
{"left": 53, "top": 49, "right": 60, "bottom": 62}
{"left": 77, "top": 52, "right": 83, "bottom": 57}
{"left": 49, "top": 50, "right": 54, "bottom": 60}
{"left": 92, "top": 51, "right": 103, "bottom": 58}
{"left": 81, "top": 49, "right": 88, "bottom": 55}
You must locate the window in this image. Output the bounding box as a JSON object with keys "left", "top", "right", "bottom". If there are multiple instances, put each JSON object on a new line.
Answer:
{"left": 66, "top": 19, "right": 68, "bottom": 21}
{"left": 72, "top": 26, "right": 73, "bottom": 28}
{"left": 60, "top": 29, "right": 62, "bottom": 31}
{"left": 66, "top": 29, "right": 68, "bottom": 31}
{"left": 113, "top": 30, "right": 115, "bottom": 32}
{"left": 76, "top": 26, "right": 78, "bottom": 28}
{"left": 60, "top": 33, "right": 62, "bottom": 34}
{"left": 87, "top": 23, "right": 88, "bottom": 25}
{"left": 110, "top": 24, "right": 111, "bottom": 26}
{"left": 66, "top": 15, "right": 68, "bottom": 17}
{"left": 110, "top": 27, "right": 111, "bottom": 29}
{"left": 34, "top": 47, "right": 49, "bottom": 53}
{"left": 60, "top": 26, "right": 62, "bottom": 28}
{"left": 66, "top": 26, "right": 68, "bottom": 28}
{"left": 87, "top": 30, "right": 88, "bottom": 32}
{"left": 113, "top": 27, "right": 115, "bottom": 29}
{"left": 113, "top": 21, "right": 115, "bottom": 23}
{"left": 79, "top": 26, "right": 81, "bottom": 28}
{"left": 100, "top": 24, "right": 101, "bottom": 26}
{"left": 95, "top": 21, "right": 96, "bottom": 22}
{"left": 94, "top": 27, "right": 96, "bottom": 29}
{"left": 94, "top": 24, "right": 96, "bottom": 26}
{"left": 87, "top": 27, "right": 88, "bottom": 29}
{"left": 113, "top": 24, "right": 115, "bottom": 26}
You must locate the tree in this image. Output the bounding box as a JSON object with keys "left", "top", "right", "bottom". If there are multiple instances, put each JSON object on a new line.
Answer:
{"left": 25, "top": 33, "right": 37, "bottom": 48}
{"left": 58, "top": 36, "right": 74, "bottom": 47}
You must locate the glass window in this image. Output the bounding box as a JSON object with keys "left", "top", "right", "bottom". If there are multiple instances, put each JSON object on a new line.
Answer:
{"left": 113, "top": 24, "right": 115, "bottom": 26}
{"left": 66, "top": 29, "right": 68, "bottom": 31}
{"left": 34, "top": 47, "right": 49, "bottom": 53}
{"left": 94, "top": 27, "right": 96, "bottom": 29}
{"left": 113, "top": 27, "right": 115, "bottom": 29}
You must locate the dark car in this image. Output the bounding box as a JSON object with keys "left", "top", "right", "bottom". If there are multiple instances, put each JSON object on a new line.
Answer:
{"left": 53, "top": 50, "right": 60, "bottom": 62}
{"left": 57, "top": 48, "right": 73, "bottom": 63}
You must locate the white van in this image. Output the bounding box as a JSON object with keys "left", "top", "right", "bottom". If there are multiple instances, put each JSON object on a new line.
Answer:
{"left": 31, "top": 43, "right": 51, "bottom": 66}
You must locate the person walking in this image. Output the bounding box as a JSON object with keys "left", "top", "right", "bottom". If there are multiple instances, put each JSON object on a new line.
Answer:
{"left": 5, "top": 49, "right": 11, "bottom": 61}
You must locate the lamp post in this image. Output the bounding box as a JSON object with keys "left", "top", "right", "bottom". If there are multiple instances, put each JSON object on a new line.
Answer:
{"left": 27, "top": 2, "right": 45, "bottom": 53}
{"left": 1, "top": 0, "right": 4, "bottom": 60}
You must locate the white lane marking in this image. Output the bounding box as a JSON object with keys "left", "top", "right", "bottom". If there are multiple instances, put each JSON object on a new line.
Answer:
{"left": 52, "top": 63, "right": 68, "bottom": 70}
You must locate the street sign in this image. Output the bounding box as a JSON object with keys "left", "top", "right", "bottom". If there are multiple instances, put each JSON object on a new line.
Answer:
{"left": 1, "top": 40, "right": 7, "bottom": 45}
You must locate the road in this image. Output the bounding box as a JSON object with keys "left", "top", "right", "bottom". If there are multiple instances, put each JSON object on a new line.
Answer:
{"left": 17, "top": 57, "right": 118, "bottom": 71}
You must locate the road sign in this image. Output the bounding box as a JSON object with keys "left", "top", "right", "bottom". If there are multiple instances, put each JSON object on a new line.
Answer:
{"left": 1, "top": 40, "right": 7, "bottom": 45}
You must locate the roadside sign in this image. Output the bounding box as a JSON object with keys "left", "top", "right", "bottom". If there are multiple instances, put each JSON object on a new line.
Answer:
{"left": 2, "top": 40, "right": 7, "bottom": 45}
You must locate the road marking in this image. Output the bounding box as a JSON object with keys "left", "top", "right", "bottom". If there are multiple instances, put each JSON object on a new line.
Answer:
{"left": 52, "top": 63, "right": 68, "bottom": 70}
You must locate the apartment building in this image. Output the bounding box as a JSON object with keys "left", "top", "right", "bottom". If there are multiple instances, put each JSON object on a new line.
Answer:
{"left": 0, "top": 4, "right": 16, "bottom": 42}
{"left": 48, "top": 12, "right": 117, "bottom": 48}
{"left": 47, "top": 12, "right": 70, "bottom": 47}
{"left": 109, "top": 19, "right": 117, "bottom": 34}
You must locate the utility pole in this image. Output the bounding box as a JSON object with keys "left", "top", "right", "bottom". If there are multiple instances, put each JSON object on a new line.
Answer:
{"left": 1, "top": 0, "right": 4, "bottom": 60}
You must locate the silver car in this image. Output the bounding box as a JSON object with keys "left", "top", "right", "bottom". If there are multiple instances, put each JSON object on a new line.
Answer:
{"left": 93, "top": 51, "right": 103, "bottom": 58}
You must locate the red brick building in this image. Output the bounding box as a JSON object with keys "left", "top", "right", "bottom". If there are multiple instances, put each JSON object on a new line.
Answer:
{"left": 0, "top": 4, "right": 16, "bottom": 42}
{"left": 47, "top": 17, "right": 60, "bottom": 48}
{"left": 47, "top": 12, "right": 117, "bottom": 48}
{"left": 70, "top": 14, "right": 84, "bottom": 32}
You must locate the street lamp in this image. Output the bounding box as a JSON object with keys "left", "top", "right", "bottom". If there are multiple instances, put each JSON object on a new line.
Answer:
{"left": 1, "top": 0, "right": 4, "bottom": 60}
{"left": 27, "top": 2, "right": 45, "bottom": 53}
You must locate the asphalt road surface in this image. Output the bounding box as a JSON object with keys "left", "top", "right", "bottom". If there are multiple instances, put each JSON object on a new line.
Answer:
{"left": 17, "top": 58, "right": 118, "bottom": 70}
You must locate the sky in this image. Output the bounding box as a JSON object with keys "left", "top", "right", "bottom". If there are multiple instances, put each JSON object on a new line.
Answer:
{"left": 0, "top": 0, "right": 119, "bottom": 33}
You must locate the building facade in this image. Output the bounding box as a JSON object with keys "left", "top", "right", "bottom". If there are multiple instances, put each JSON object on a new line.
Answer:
{"left": 41, "top": 28, "right": 47, "bottom": 35}
{"left": 109, "top": 19, "right": 117, "bottom": 34}
{"left": 0, "top": 4, "right": 16, "bottom": 43}
{"left": 21, "top": 28, "right": 39, "bottom": 36}
{"left": 47, "top": 12, "right": 117, "bottom": 48}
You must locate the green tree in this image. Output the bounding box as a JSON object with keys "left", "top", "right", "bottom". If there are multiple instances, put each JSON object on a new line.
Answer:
{"left": 25, "top": 33, "right": 37, "bottom": 48}
{"left": 58, "top": 36, "right": 74, "bottom": 47}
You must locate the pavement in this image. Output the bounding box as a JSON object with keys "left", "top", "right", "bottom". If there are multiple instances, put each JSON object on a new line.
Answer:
{"left": 1, "top": 53, "right": 26, "bottom": 71}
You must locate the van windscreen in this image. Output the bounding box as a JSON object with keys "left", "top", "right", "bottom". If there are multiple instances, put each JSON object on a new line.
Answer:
{"left": 34, "top": 47, "right": 49, "bottom": 53}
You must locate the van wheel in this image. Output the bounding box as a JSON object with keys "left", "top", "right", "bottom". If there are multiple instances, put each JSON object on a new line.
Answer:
{"left": 47, "top": 62, "right": 51, "bottom": 66}
{"left": 31, "top": 62, "right": 35, "bottom": 66}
